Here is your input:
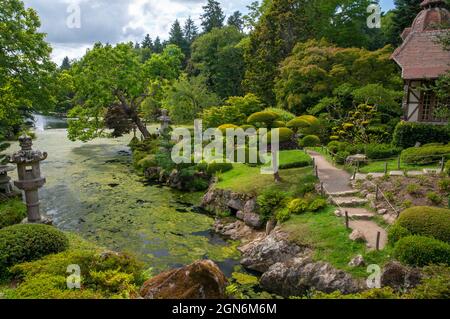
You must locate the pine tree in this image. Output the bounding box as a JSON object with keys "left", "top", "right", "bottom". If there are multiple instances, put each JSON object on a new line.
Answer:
{"left": 183, "top": 17, "right": 199, "bottom": 44}
{"left": 153, "top": 37, "right": 163, "bottom": 53}
{"left": 141, "top": 34, "right": 154, "bottom": 50}
{"left": 134, "top": 42, "right": 141, "bottom": 50}
{"left": 386, "top": 0, "right": 423, "bottom": 46}
{"left": 60, "top": 56, "right": 71, "bottom": 70}
{"left": 227, "top": 11, "right": 244, "bottom": 31}
{"left": 200, "top": 0, "right": 225, "bottom": 33}
{"left": 169, "top": 20, "right": 187, "bottom": 49}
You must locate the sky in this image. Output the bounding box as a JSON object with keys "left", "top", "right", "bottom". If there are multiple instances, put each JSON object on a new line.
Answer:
{"left": 23, "top": 0, "right": 396, "bottom": 65}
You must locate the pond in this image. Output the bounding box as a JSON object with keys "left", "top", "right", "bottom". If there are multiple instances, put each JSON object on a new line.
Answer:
{"left": 8, "top": 115, "right": 240, "bottom": 276}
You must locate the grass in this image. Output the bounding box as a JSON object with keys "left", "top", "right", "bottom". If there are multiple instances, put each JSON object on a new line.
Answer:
{"left": 281, "top": 206, "right": 393, "bottom": 278}
{"left": 278, "top": 150, "right": 312, "bottom": 169}
{"left": 216, "top": 164, "right": 314, "bottom": 195}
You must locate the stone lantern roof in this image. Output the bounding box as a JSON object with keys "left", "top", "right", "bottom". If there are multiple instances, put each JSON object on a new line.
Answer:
{"left": 8, "top": 135, "right": 48, "bottom": 164}
{"left": 391, "top": 0, "right": 450, "bottom": 80}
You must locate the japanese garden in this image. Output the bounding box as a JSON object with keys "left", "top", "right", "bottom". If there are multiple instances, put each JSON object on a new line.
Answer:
{"left": 0, "top": 0, "right": 450, "bottom": 301}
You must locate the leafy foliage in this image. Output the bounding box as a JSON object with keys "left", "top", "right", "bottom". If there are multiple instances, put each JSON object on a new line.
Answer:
{"left": 401, "top": 144, "right": 450, "bottom": 165}
{"left": 0, "top": 199, "right": 27, "bottom": 229}
{"left": 393, "top": 121, "right": 450, "bottom": 148}
{"left": 393, "top": 235, "right": 450, "bottom": 267}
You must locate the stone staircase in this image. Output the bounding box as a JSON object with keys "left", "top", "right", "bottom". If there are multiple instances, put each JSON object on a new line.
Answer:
{"left": 327, "top": 189, "right": 388, "bottom": 250}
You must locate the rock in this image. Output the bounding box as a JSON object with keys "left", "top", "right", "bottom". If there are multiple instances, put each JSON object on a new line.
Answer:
{"left": 366, "top": 193, "right": 376, "bottom": 201}
{"left": 349, "top": 229, "right": 366, "bottom": 242}
{"left": 240, "top": 229, "right": 307, "bottom": 273}
{"left": 214, "top": 220, "right": 263, "bottom": 242}
{"left": 236, "top": 210, "right": 245, "bottom": 221}
{"left": 266, "top": 219, "right": 277, "bottom": 235}
{"left": 381, "top": 261, "right": 422, "bottom": 291}
{"left": 377, "top": 209, "right": 388, "bottom": 215}
{"left": 334, "top": 209, "right": 342, "bottom": 217}
{"left": 227, "top": 198, "right": 244, "bottom": 211}
{"left": 243, "top": 198, "right": 258, "bottom": 214}
{"left": 140, "top": 260, "right": 227, "bottom": 299}
{"left": 244, "top": 212, "right": 263, "bottom": 229}
{"left": 260, "top": 257, "right": 363, "bottom": 297}
{"left": 348, "top": 255, "right": 365, "bottom": 267}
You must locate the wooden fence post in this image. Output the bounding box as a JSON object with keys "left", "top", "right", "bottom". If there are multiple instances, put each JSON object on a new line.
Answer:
{"left": 312, "top": 157, "right": 316, "bottom": 169}
{"left": 345, "top": 211, "right": 349, "bottom": 229}
{"left": 353, "top": 168, "right": 357, "bottom": 180}
{"left": 384, "top": 162, "right": 388, "bottom": 175}
{"left": 315, "top": 166, "right": 319, "bottom": 178}
{"left": 375, "top": 185, "right": 379, "bottom": 201}
{"left": 376, "top": 231, "right": 381, "bottom": 251}
{"left": 356, "top": 160, "right": 360, "bottom": 173}
{"left": 320, "top": 182, "right": 324, "bottom": 196}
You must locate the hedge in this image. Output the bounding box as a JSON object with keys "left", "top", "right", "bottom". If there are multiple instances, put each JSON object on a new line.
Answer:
{"left": 247, "top": 111, "right": 279, "bottom": 125}
{"left": 401, "top": 145, "right": 450, "bottom": 165}
{"left": 0, "top": 224, "right": 69, "bottom": 279}
{"left": 393, "top": 121, "right": 450, "bottom": 149}
{"left": 393, "top": 235, "right": 450, "bottom": 267}
{"left": 397, "top": 206, "right": 450, "bottom": 243}
{"left": 388, "top": 224, "right": 412, "bottom": 244}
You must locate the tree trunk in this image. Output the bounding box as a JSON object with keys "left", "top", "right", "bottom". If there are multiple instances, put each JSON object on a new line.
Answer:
{"left": 274, "top": 171, "right": 282, "bottom": 183}
{"left": 119, "top": 101, "right": 151, "bottom": 139}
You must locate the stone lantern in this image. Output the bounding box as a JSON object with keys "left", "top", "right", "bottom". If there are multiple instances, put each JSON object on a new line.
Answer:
{"left": 8, "top": 135, "right": 48, "bottom": 223}
{"left": 158, "top": 109, "right": 171, "bottom": 134}
{"left": 0, "top": 165, "right": 14, "bottom": 195}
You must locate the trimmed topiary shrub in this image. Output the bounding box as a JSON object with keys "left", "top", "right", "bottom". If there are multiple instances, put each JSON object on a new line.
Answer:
{"left": 364, "top": 144, "right": 402, "bottom": 160}
{"left": 393, "top": 235, "right": 450, "bottom": 267}
{"left": 397, "top": 206, "right": 450, "bottom": 243}
{"left": 247, "top": 111, "right": 279, "bottom": 127}
{"left": 240, "top": 125, "right": 255, "bottom": 131}
{"left": 264, "top": 127, "right": 295, "bottom": 143}
{"left": 272, "top": 121, "right": 286, "bottom": 128}
{"left": 388, "top": 224, "right": 412, "bottom": 245}
{"left": 401, "top": 145, "right": 450, "bottom": 165}
{"left": 0, "top": 199, "right": 27, "bottom": 229}
{"left": 218, "top": 124, "right": 239, "bottom": 134}
{"left": 287, "top": 115, "right": 320, "bottom": 135}
{"left": 264, "top": 108, "right": 296, "bottom": 122}
{"left": 393, "top": 121, "right": 450, "bottom": 149}
{"left": 300, "top": 135, "right": 321, "bottom": 147}
{"left": 0, "top": 224, "right": 69, "bottom": 279}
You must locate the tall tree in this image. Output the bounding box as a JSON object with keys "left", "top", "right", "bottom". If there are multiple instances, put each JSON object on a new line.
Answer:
{"left": 153, "top": 37, "right": 164, "bottom": 53}
{"left": 60, "top": 56, "right": 71, "bottom": 70}
{"left": 385, "top": 0, "right": 423, "bottom": 46}
{"left": 169, "top": 19, "right": 189, "bottom": 58}
{"left": 141, "top": 34, "right": 154, "bottom": 49}
{"left": 191, "top": 26, "right": 245, "bottom": 99}
{"left": 200, "top": 0, "right": 225, "bottom": 33}
{"left": 227, "top": 11, "right": 244, "bottom": 31}
{"left": 183, "top": 16, "right": 199, "bottom": 44}
{"left": 68, "top": 43, "right": 184, "bottom": 142}
{"left": 0, "top": 0, "right": 56, "bottom": 135}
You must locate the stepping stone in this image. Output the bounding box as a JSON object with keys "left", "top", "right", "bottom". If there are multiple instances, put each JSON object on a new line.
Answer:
{"left": 348, "top": 220, "right": 388, "bottom": 250}
{"left": 368, "top": 173, "right": 385, "bottom": 178}
{"left": 327, "top": 190, "right": 360, "bottom": 197}
{"left": 354, "top": 173, "right": 367, "bottom": 180}
{"left": 340, "top": 208, "right": 374, "bottom": 220}
{"left": 423, "top": 168, "right": 440, "bottom": 175}
{"left": 332, "top": 197, "right": 368, "bottom": 207}
{"left": 389, "top": 171, "right": 404, "bottom": 176}
{"left": 407, "top": 171, "right": 425, "bottom": 176}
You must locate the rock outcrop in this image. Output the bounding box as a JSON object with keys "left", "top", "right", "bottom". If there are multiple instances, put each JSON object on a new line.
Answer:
{"left": 380, "top": 261, "right": 422, "bottom": 291}
{"left": 140, "top": 260, "right": 228, "bottom": 299}
{"left": 260, "top": 257, "right": 363, "bottom": 297}
{"left": 202, "top": 188, "right": 257, "bottom": 220}
{"left": 240, "top": 229, "right": 309, "bottom": 273}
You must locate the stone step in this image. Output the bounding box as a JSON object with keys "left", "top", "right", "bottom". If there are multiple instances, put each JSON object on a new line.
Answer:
{"left": 331, "top": 196, "right": 368, "bottom": 207}
{"left": 337, "top": 208, "right": 374, "bottom": 220}
{"left": 327, "top": 190, "right": 360, "bottom": 197}
{"left": 348, "top": 220, "right": 388, "bottom": 250}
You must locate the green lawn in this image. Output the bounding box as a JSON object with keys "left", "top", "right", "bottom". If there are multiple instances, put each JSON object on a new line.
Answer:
{"left": 216, "top": 164, "right": 314, "bottom": 195}
{"left": 278, "top": 150, "right": 312, "bottom": 169}
{"left": 281, "top": 206, "right": 393, "bottom": 278}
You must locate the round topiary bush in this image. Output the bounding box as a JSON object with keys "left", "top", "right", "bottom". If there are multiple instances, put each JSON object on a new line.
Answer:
{"left": 0, "top": 199, "right": 27, "bottom": 229}
{"left": 397, "top": 206, "right": 450, "bottom": 243}
{"left": 218, "top": 124, "right": 239, "bottom": 134}
{"left": 272, "top": 121, "right": 286, "bottom": 128}
{"left": 388, "top": 224, "right": 412, "bottom": 245}
{"left": 264, "top": 128, "right": 295, "bottom": 143}
{"left": 247, "top": 111, "right": 279, "bottom": 126}
{"left": 240, "top": 125, "right": 255, "bottom": 131}
{"left": 300, "top": 135, "right": 321, "bottom": 147}
{"left": 287, "top": 115, "right": 320, "bottom": 134}
{"left": 0, "top": 224, "right": 69, "bottom": 279}
{"left": 264, "top": 108, "right": 296, "bottom": 122}
{"left": 393, "top": 235, "right": 450, "bottom": 267}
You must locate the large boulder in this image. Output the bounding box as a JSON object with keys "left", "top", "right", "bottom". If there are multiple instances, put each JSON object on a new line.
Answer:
{"left": 260, "top": 257, "right": 363, "bottom": 297}
{"left": 240, "top": 229, "right": 307, "bottom": 273}
{"left": 214, "top": 220, "right": 263, "bottom": 243}
{"left": 380, "top": 261, "right": 422, "bottom": 291}
{"left": 140, "top": 260, "right": 228, "bottom": 299}
{"left": 244, "top": 212, "right": 263, "bottom": 229}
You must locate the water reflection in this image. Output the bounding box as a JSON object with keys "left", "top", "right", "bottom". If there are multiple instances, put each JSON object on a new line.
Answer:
{"left": 33, "top": 114, "right": 68, "bottom": 131}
